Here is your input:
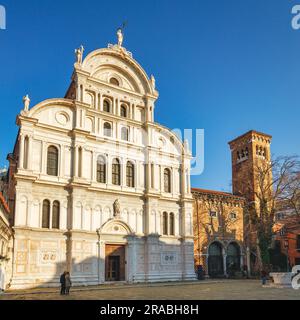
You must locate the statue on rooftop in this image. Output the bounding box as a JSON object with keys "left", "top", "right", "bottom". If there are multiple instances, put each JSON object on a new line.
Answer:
{"left": 22, "top": 95, "right": 30, "bottom": 112}
{"left": 117, "top": 28, "right": 124, "bottom": 47}
{"left": 75, "top": 45, "right": 84, "bottom": 65}
{"left": 151, "top": 75, "right": 156, "bottom": 90}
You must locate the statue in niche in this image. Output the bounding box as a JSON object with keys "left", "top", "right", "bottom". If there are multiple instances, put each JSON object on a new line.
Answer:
{"left": 113, "top": 199, "right": 121, "bottom": 218}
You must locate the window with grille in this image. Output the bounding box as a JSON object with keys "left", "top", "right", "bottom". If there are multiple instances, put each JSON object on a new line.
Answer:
{"left": 42, "top": 200, "right": 50, "bottom": 228}
{"left": 47, "top": 146, "right": 58, "bottom": 176}
{"left": 163, "top": 212, "right": 168, "bottom": 235}
{"left": 164, "top": 168, "right": 171, "bottom": 193}
{"left": 97, "top": 156, "right": 106, "bottom": 183}
{"left": 103, "top": 100, "right": 111, "bottom": 113}
{"left": 126, "top": 161, "right": 135, "bottom": 187}
{"left": 112, "top": 159, "right": 121, "bottom": 185}
{"left": 121, "top": 127, "right": 129, "bottom": 141}
{"left": 52, "top": 201, "right": 60, "bottom": 229}
{"left": 169, "top": 213, "right": 175, "bottom": 236}
{"left": 121, "top": 105, "right": 127, "bottom": 117}
{"left": 209, "top": 211, "right": 217, "bottom": 218}
{"left": 104, "top": 122, "right": 112, "bottom": 137}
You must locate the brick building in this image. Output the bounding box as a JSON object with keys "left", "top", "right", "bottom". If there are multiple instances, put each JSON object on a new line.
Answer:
{"left": 193, "top": 130, "right": 273, "bottom": 277}
{"left": 192, "top": 188, "right": 246, "bottom": 277}
{"left": 272, "top": 215, "right": 300, "bottom": 270}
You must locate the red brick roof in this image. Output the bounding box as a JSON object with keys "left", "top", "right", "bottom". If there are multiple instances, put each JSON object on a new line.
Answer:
{"left": 228, "top": 130, "right": 272, "bottom": 145}
{"left": 273, "top": 215, "right": 300, "bottom": 233}
{"left": 0, "top": 192, "right": 10, "bottom": 214}
{"left": 191, "top": 187, "right": 244, "bottom": 199}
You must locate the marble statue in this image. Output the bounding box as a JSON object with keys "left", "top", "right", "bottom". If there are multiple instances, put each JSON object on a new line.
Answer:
{"left": 75, "top": 45, "right": 84, "bottom": 65}
{"left": 117, "top": 28, "right": 123, "bottom": 47}
{"left": 151, "top": 75, "right": 156, "bottom": 90}
{"left": 113, "top": 199, "right": 121, "bottom": 218}
{"left": 22, "top": 95, "right": 30, "bottom": 112}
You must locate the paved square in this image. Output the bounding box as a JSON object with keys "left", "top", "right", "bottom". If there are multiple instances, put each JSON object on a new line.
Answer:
{"left": 0, "top": 280, "right": 299, "bottom": 300}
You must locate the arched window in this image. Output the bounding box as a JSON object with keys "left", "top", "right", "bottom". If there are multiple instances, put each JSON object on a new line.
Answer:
{"left": 112, "top": 159, "right": 121, "bottom": 186}
{"left": 245, "top": 147, "right": 249, "bottom": 157}
{"left": 121, "top": 127, "right": 129, "bottom": 141}
{"left": 52, "top": 201, "right": 60, "bottom": 229}
{"left": 47, "top": 146, "right": 59, "bottom": 176}
{"left": 226, "top": 242, "right": 241, "bottom": 273}
{"left": 110, "top": 78, "right": 119, "bottom": 86}
{"left": 104, "top": 122, "right": 112, "bottom": 137}
{"left": 126, "top": 161, "right": 135, "bottom": 188}
{"left": 164, "top": 168, "right": 171, "bottom": 193}
{"left": 120, "top": 105, "right": 127, "bottom": 118}
{"left": 42, "top": 200, "right": 50, "bottom": 229}
{"left": 169, "top": 213, "right": 175, "bottom": 236}
{"left": 163, "top": 212, "right": 168, "bottom": 235}
{"left": 229, "top": 212, "right": 237, "bottom": 220}
{"left": 103, "top": 99, "right": 111, "bottom": 113}
{"left": 97, "top": 156, "right": 106, "bottom": 183}
{"left": 208, "top": 242, "right": 224, "bottom": 277}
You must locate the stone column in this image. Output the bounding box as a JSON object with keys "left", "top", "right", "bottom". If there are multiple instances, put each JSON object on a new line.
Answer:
{"left": 59, "top": 145, "right": 64, "bottom": 177}
{"left": 49, "top": 201, "right": 53, "bottom": 229}
{"left": 181, "top": 163, "right": 186, "bottom": 198}
{"left": 107, "top": 157, "right": 112, "bottom": 185}
{"left": 92, "top": 152, "right": 96, "bottom": 182}
{"left": 27, "top": 136, "right": 33, "bottom": 170}
{"left": 75, "top": 146, "right": 79, "bottom": 177}
{"left": 41, "top": 141, "right": 47, "bottom": 174}
{"left": 127, "top": 237, "right": 136, "bottom": 283}
{"left": 97, "top": 239, "right": 105, "bottom": 284}
{"left": 223, "top": 248, "right": 227, "bottom": 277}
{"left": 187, "top": 168, "right": 191, "bottom": 193}
{"left": 19, "top": 135, "right": 25, "bottom": 169}
{"left": 39, "top": 201, "right": 43, "bottom": 228}
{"left": 66, "top": 232, "right": 73, "bottom": 273}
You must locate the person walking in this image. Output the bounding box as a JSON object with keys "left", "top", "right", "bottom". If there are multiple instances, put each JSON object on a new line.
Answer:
{"left": 261, "top": 269, "right": 268, "bottom": 286}
{"left": 60, "top": 271, "right": 66, "bottom": 295}
{"left": 65, "top": 272, "right": 72, "bottom": 295}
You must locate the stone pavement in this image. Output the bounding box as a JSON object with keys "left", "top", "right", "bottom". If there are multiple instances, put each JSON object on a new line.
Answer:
{"left": 0, "top": 280, "right": 299, "bottom": 300}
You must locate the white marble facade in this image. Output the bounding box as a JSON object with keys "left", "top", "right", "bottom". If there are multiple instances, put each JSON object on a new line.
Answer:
{"left": 8, "top": 36, "right": 196, "bottom": 289}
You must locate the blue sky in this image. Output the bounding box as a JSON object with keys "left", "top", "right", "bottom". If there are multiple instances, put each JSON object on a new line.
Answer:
{"left": 0, "top": 0, "right": 300, "bottom": 192}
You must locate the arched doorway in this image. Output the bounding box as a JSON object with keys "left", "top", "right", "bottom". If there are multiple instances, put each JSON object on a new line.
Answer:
{"left": 208, "top": 242, "right": 224, "bottom": 277}
{"left": 226, "top": 242, "right": 241, "bottom": 276}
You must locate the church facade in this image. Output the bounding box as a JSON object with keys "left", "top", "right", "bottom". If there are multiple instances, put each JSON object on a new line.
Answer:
{"left": 6, "top": 34, "right": 195, "bottom": 289}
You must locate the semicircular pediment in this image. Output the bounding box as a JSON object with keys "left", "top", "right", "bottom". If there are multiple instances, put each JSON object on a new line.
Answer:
{"left": 82, "top": 49, "right": 153, "bottom": 95}
{"left": 91, "top": 65, "right": 140, "bottom": 93}
{"left": 99, "top": 219, "right": 133, "bottom": 235}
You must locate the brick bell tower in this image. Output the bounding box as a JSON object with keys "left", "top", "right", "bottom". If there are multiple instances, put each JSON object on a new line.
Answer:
{"left": 229, "top": 130, "right": 273, "bottom": 271}
{"left": 228, "top": 130, "right": 272, "bottom": 204}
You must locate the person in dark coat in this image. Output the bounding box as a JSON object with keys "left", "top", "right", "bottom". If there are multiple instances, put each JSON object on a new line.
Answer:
{"left": 261, "top": 269, "right": 268, "bottom": 286}
{"left": 65, "top": 272, "right": 72, "bottom": 295}
{"left": 60, "top": 271, "right": 67, "bottom": 295}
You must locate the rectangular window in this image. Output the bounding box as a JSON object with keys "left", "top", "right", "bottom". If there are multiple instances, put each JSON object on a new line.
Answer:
{"left": 97, "top": 164, "right": 106, "bottom": 183}
{"left": 209, "top": 211, "right": 217, "bottom": 218}
{"left": 297, "top": 235, "right": 300, "bottom": 251}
